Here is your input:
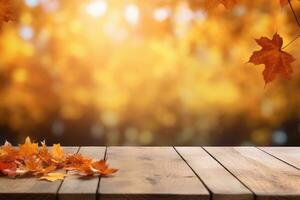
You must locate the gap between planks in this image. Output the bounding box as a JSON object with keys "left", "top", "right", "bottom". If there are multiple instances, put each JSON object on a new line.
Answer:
{"left": 175, "top": 147, "right": 254, "bottom": 200}
{"left": 57, "top": 146, "right": 107, "bottom": 200}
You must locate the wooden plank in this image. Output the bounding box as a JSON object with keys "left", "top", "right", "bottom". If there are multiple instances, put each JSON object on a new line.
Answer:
{"left": 259, "top": 147, "right": 300, "bottom": 170}
{"left": 58, "top": 146, "right": 106, "bottom": 200}
{"left": 175, "top": 147, "right": 253, "bottom": 200}
{"left": 99, "top": 147, "right": 209, "bottom": 200}
{"left": 204, "top": 147, "right": 300, "bottom": 200}
{"left": 0, "top": 147, "right": 79, "bottom": 200}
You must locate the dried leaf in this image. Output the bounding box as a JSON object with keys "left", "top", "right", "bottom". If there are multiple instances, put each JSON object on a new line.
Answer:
{"left": 0, "top": 141, "right": 18, "bottom": 162}
{"left": 38, "top": 141, "right": 52, "bottom": 165}
{"left": 92, "top": 160, "right": 118, "bottom": 175}
{"left": 0, "top": 137, "right": 118, "bottom": 181}
{"left": 19, "top": 137, "right": 38, "bottom": 158}
{"left": 51, "top": 143, "right": 65, "bottom": 163}
{"left": 40, "top": 172, "right": 68, "bottom": 182}
{"left": 249, "top": 33, "right": 295, "bottom": 85}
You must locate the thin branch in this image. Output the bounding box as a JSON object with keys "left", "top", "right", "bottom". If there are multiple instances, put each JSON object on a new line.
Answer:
{"left": 282, "top": 33, "right": 300, "bottom": 49}
{"left": 288, "top": 0, "right": 300, "bottom": 29}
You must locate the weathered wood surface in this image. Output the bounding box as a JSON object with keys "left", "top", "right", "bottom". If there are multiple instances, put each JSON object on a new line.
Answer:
{"left": 58, "top": 146, "right": 106, "bottom": 200}
{"left": 99, "top": 147, "right": 209, "bottom": 200}
{"left": 1, "top": 147, "right": 300, "bottom": 200}
{"left": 205, "top": 147, "right": 300, "bottom": 200}
{"left": 260, "top": 147, "right": 300, "bottom": 170}
{"left": 176, "top": 147, "right": 253, "bottom": 200}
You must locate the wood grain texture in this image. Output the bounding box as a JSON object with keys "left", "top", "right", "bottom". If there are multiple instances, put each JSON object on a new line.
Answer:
{"left": 0, "top": 147, "right": 79, "bottom": 200}
{"left": 204, "top": 147, "right": 300, "bottom": 200}
{"left": 175, "top": 147, "right": 253, "bottom": 200}
{"left": 259, "top": 147, "right": 300, "bottom": 170}
{"left": 58, "top": 146, "right": 106, "bottom": 200}
{"left": 99, "top": 147, "right": 209, "bottom": 200}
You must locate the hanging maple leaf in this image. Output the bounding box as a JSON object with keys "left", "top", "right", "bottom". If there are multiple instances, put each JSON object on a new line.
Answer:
{"left": 249, "top": 33, "right": 295, "bottom": 85}
{"left": 205, "top": 0, "right": 237, "bottom": 10}
{"left": 40, "top": 172, "right": 68, "bottom": 182}
{"left": 0, "top": 0, "right": 14, "bottom": 28}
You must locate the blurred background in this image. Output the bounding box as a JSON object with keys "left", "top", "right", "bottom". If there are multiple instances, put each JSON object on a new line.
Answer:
{"left": 1, "top": 0, "right": 300, "bottom": 146}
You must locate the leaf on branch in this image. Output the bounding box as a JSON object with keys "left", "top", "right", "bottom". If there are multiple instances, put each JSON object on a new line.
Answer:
{"left": 249, "top": 33, "right": 295, "bottom": 85}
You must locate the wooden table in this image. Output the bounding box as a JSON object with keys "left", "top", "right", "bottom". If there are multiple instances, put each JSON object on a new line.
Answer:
{"left": 1, "top": 147, "right": 300, "bottom": 200}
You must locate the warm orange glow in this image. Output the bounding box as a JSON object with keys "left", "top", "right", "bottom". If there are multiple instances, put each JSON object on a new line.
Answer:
{"left": 0, "top": 0, "right": 300, "bottom": 145}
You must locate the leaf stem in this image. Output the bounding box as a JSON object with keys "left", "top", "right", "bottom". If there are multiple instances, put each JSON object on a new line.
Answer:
{"left": 288, "top": 0, "right": 300, "bottom": 29}
{"left": 282, "top": 33, "right": 300, "bottom": 49}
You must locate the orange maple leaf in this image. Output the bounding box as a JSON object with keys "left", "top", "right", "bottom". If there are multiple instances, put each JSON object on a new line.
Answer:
{"left": 0, "top": 0, "right": 14, "bottom": 28}
{"left": 92, "top": 160, "right": 118, "bottom": 175}
{"left": 205, "top": 0, "right": 237, "bottom": 10}
{"left": 249, "top": 33, "right": 295, "bottom": 85}
{"left": 38, "top": 141, "right": 52, "bottom": 165}
{"left": 0, "top": 138, "right": 118, "bottom": 181}
{"left": 65, "top": 154, "right": 94, "bottom": 175}
{"left": 0, "top": 141, "right": 18, "bottom": 162}
{"left": 23, "top": 157, "right": 43, "bottom": 172}
{"left": 51, "top": 144, "right": 65, "bottom": 163}
{"left": 19, "top": 137, "right": 39, "bottom": 158}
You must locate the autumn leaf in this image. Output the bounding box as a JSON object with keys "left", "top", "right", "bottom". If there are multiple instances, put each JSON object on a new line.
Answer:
{"left": 38, "top": 165, "right": 57, "bottom": 175}
{"left": 65, "top": 154, "right": 94, "bottom": 175}
{"left": 0, "top": 141, "right": 18, "bottom": 162}
{"left": 92, "top": 160, "right": 118, "bottom": 175}
{"left": 0, "top": 138, "right": 118, "bottom": 181}
{"left": 19, "top": 137, "right": 39, "bottom": 158}
{"left": 38, "top": 141, "right": 52, "bottom": 165}
{"left": 51, "top": 144, "right": 65, "bottom": 163}
{"left": 23, "top": 157, "right": 43, "bottom": 172}
{"left": 205, "top": 0, "right": 237, "bottom": 10}
{"left": 0, "top": 0, "right": 14, "bottom": 28}
{"left": 40, "top": 172, "right": 68, "bottom": 182}
{"left": 249, "top": 33, "right": 295, "bottom": 85}
{"left": 0, "top": 161, "right": 17, "bottom": 176}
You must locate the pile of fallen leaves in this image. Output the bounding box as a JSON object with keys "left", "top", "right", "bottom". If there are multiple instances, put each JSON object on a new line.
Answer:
{"left": 0, "top": 137, "right": 117, "bottom": 181}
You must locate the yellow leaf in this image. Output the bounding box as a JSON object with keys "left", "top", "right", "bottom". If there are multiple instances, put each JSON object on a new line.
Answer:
{"left": 52, "top": 144, "right": 65, "bottom": 162}
{"left": 40, "top": 172, "right": 67, "bottom": 182}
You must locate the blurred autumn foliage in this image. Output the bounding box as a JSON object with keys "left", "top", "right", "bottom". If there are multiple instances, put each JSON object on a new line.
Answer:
{"left": 1, "top": 0, "right": 300, "bottom": 146}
